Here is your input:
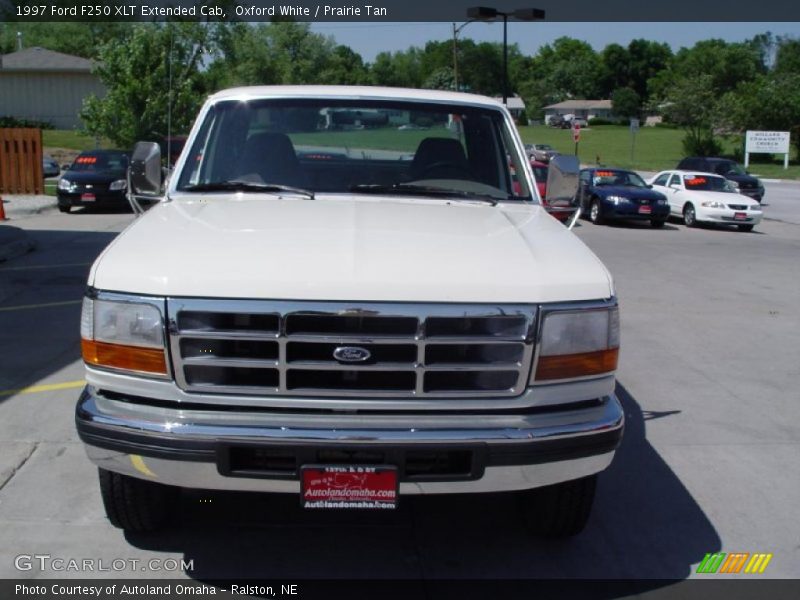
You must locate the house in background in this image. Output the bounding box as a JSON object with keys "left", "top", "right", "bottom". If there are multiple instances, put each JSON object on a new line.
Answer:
{"left": 0, "top": 47, "right": 105, "bottom": 129}
{"left": 543, "top": 100, "right": 617, "bottom": 124}
{"left": 494, "top": 95, "right": 526, "bottom": 121}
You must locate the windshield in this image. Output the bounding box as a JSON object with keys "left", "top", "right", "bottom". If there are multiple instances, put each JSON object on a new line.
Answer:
{"left": 713, "top": 161, "right": 746, "bottom": 176}
{"left": 536, "top": 144, "right": 553, "bottom": 151}
{"left": 70, "top": 152, "right": 128, "bottom": 172}
{"left": 592, "top": 170, "right": 647, "bottom": 188}
{"left": 176, "top": 98, "right": 531, "bottom": 201}
{"left": 684, "top": 174, "right": 732, "bottom": 192}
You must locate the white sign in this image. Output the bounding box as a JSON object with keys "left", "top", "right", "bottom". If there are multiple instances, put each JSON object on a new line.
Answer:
{"left": 745, "top": 131, "right": 790, "bottom": 154}
{"left": 630, "top": 118, "right": 639, "bottom": 132}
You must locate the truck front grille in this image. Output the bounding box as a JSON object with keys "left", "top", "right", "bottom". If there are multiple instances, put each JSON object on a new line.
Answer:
{"left": 168, "top": 300, "right": 536, "bottom": 399}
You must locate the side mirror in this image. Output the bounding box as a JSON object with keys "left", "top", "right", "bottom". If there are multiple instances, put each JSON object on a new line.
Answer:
{"left": 128, "top": 141, "right": 164, "bottom": 214}
{"left": 545, "top": 154, "right": 580, "bottom": 206}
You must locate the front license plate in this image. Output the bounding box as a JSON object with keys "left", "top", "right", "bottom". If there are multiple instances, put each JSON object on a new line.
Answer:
{"left": 734, "top": 212, "right": 747, "bottom": 220}
{"left": 638, "top": 205, "right": 652, "bottom": 214}
{"left": 80, "top": 193, "right": 96, "bottom": 201}
{"left": 301, "top": 465, "right": 398, "bottom": 510}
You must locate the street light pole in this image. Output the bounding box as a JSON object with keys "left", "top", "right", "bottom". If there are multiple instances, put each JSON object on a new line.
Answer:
{"left": 452, "top": 20, "right": 477, "bottom": 92}
{"left": 467, "top": 6, "right": 545, "bottom": 106}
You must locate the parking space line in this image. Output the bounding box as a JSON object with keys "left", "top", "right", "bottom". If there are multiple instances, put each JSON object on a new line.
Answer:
{"left": 0, "top": 300, "right": 82, "bottom": 312}
{"left": 0, "top": 262, "right": 91, "bottom": 272}
{"left": 0, "top": 380, "right": 85, "bottom": 397}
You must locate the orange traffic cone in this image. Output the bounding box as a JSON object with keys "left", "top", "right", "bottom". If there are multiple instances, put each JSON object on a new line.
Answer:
{"left": 0, "top": 196, "right": 6, "bottom": 221}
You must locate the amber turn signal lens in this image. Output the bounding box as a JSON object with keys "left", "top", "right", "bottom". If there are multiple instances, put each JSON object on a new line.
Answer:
{"left": 81, "top": 339, "right": 167, "bottom": 375}
{"left": 535, "top": 347, "right": 618, "bottom": 381}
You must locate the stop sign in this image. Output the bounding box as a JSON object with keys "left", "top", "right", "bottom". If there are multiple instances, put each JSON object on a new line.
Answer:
{"left": 573, "top": 124, "right": 581, "bottom": 142}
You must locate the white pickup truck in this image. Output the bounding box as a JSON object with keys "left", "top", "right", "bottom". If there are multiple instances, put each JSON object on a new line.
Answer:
{"left": 76, "top": 86, "right": 623, "bottom": 537}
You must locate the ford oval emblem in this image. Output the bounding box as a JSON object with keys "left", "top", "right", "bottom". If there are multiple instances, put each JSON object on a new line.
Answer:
{"left": 333, "top": 346, "right": 372, "bottom": 363}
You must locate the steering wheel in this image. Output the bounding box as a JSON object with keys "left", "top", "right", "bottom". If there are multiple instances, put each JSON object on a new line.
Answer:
{"left": 414, "top": 161, "right": 472, "bottom": 180}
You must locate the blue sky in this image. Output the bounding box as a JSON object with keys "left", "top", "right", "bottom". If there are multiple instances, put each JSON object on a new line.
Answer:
{"left": 310, "top": 22, "right": 800, "bottom": 62}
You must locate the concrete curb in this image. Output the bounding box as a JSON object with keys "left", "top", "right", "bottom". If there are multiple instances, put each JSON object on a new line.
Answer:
{"left": 1, "top": 195, "right": 59, "bottom": 219}
{"left": 0, "top": 225, "right": 36, "bottom": 263}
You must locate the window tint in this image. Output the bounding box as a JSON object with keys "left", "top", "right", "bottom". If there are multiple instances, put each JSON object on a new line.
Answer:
{"left": 653, "top": 173, "right": 670, "bottom": 186}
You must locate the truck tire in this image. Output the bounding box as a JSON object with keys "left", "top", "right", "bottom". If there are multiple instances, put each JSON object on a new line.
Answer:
{"left": 518, "top": 475, "right": 597, "bottom": 537}
{"left": 98, "top": 468, "right": 179, "bottom": 533}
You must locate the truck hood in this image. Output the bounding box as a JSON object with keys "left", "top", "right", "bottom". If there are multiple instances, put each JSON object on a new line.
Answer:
{"left": 90, "top": 194, "right": 613, "bottom": 303}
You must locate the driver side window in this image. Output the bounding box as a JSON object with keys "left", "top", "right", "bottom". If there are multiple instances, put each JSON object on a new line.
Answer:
{"left": 653, "top": 173, "right": 669, "bottom": 186}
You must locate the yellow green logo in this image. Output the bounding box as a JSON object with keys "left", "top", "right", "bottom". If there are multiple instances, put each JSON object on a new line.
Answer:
{"left": 696, "top": 552, "right": 772, "bottom": 574}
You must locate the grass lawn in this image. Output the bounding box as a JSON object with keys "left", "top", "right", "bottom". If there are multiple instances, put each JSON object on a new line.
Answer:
{"left": 42, "top": 130, "right": 112, "bottom": 151}
{"left": 518, "top": 125, "right": 800, "bottom": 180}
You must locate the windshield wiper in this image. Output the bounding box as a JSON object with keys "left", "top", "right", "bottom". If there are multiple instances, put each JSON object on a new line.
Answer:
{"left": 182, "top": 180, "right": 314, "bottom": 199}
{"left": 351, "top": 183, "right": 501, "bottom": 206}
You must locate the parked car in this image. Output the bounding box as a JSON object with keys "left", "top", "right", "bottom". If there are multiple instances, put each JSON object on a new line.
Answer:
{"left": 75, "top": 85, "right": 623, "bottom": 538}
{"left": 42, "top": 155, "right": 60, "bottom": 178}
{"left": 528, "top": 143, "right": 559, "bottom": 163}
{"left": 570, "top": 118, "right": 588, "bottom": 128}
{"left": 578, "top": 167, "right": 670, "bottom": 227}
{"left": 649, "top": 170, "right": 763, "bottom": 232}
{"left": 676, "top": 157, "right": 764, "bottom": 202}
{"left": 548, "top": 114, "right": 566, "bottom": 128}
{"left": 56, "top": 150, "right": 130, "bottom": 213}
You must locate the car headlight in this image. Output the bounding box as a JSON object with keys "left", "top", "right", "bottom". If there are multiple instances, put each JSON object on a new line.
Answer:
{"left": 656, "top": 198, "right": 667, "bottom": 205}
{"left": 751, "top": 204, "right": 762, "bottom": 211}
{"left": 531, "top": 306, "right": 619, "bottom": 382}
{"left": 701, "top": 200, "right": 726, "bottom": 208}
{"left": 81, "top": 295, "right": 168, "bottom": 377}
{"left": 58, "top": 178, "right": 75, "bottom": 192}
{"left": 109, "top": 179, "right": 127, "bottom": 191}
{"left": 606, "top": 195, "right": 626, "bottom": 205}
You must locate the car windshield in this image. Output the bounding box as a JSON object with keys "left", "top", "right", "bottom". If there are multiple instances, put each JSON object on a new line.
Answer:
{"left": 592, "top": 170, "right": 647, "bottom": 188}
{"left": 70, "top": 152, "right": 128, "bottom": 172}
{"left": 176, "top": 98, "right": 531, "bottom": 201}
{"left": 713, "top": 161, "right": 746, "bottom": 176}
{"left": 683, "top": 174, "right": 732, "bottom": 192}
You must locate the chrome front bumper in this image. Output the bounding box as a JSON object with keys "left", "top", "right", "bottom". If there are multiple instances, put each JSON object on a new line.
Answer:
{"left": 76, "top": 386, "right": 623, "bottom": 494}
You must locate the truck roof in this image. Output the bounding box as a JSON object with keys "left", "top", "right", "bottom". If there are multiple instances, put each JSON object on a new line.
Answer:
{"left": 208, "top": 85, "right": 504, "bottom": 109}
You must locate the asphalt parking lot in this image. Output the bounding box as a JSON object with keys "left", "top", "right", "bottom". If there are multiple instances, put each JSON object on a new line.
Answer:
{"left": 0, "top": 199, "right": 798, "bottom": 589}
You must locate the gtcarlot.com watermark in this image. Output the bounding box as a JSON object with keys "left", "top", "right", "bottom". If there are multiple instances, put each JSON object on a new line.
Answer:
{"left": 14, "top": 554, "right": 193, "bottom": 573}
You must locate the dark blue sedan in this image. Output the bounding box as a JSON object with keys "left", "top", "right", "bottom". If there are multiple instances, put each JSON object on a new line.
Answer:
{"left": 577, "top": 168, "right": 670, "bottom": 228}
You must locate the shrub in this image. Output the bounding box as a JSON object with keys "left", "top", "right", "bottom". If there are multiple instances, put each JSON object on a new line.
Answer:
{"left": 0, "top": 116, "right": 54, "bottom": 129}
{"left": 587, "top": 118, "right": 614, "bottom": 126}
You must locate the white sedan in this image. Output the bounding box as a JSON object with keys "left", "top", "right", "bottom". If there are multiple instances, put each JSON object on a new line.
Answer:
{"left": 649, "top": 170, "right": 763, "bottom": 232}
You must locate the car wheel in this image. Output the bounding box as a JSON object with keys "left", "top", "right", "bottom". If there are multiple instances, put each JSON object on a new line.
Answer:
{"left": 58, "top": 205, "right": 71, "bottom": 214}
{"left": 518, "top": 475, "right": 597, "bottom": 537}
{"left": 683, "top": 204, "right": 697, "bottom": 228}
{"left": 737, "top": 224, "right": 754, "bottom": 232}
{"left": 98, "top": 468, "right": 179, "bottom": 532}
{"left": 650, "top": 219, "right": 666, "bottom": 228}
{"left": 589, "top": 200, "right": 604, "bottom": 225}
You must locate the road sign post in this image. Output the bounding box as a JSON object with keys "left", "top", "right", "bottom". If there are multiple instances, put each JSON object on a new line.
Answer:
{"left": 630, "top": 118, "right": 639, "bottom": 165}
{"left": 573, "top": 123, "right": 581, "bottom": 157}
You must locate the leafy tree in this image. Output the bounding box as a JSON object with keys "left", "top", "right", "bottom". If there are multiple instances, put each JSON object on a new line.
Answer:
{"left": 81, "top": 23, "right": 212, "bottom": 148}
{"left": 774, "top": 37, "right": 800, "bottom": 74}
{"left": 423, "top": 67, "right": 456, "bottom": 90}
{"left": 611, "top": 87, "right": 641, "bottom": 120}
{"left": 0, "top": 22, "right": 131, "bottom": 58}
{"left": 718, "top": 73, "right": 800, "bottom": 159}
{"left": 663, "top": 75, "right": 722, "bottom": 156}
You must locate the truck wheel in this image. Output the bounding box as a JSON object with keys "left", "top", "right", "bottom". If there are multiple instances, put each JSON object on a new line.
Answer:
{"left": 589, "top": 200, "right": 604, "bottom": 225}
{"left": 518, "top": 475, "right": 597, "bottom": 537}
{"left": 98, "top": 468, "right": 179, "bottom": 533}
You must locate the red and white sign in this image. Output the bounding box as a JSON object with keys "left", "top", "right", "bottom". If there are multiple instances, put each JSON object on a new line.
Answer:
{"left": 301, "top": 465, "right": 398, "bottom": 509}
{"left": 573, "top": 123, "right": 581, "bottom": 142}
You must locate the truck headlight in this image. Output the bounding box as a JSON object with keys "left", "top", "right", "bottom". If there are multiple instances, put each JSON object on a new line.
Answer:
{"left": 81, "top": 295, "right": 168, "bottom": 377}
{"left": 532, "top": 306, "right": 619, "bottom": 382}
{"left": 109, "top": 179, "right": 127, "bottom": 191}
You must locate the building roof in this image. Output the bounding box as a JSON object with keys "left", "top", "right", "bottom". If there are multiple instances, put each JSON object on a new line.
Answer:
{"left": 0, "top": 47, "right": 93, "bottom": 72}
{"left": 492, "top": 96, "right": 526, "bottom": 110}
{"left": 544, "top": 100, "right": 613, "bottom": 110}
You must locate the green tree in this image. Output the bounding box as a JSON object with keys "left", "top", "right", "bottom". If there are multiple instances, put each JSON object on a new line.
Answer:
{"left": 774, "top": 37, "right": 800, "bottom": 74}
{"left": 0, "top": 22, "right": 131, "bottom": 58}
{"left": 611, "top": 87, "right": 641, "bottom": 120}
{"left": 81, "top": 23, "right": 212, "bottom": 148}
{"left": 663, "top": 75, "right": 722, "bottom": 156}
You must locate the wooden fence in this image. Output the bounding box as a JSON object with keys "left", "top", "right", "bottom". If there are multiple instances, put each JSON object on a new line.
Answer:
{"left": 0, "top": 128, "right": 44, "bottom": 194}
